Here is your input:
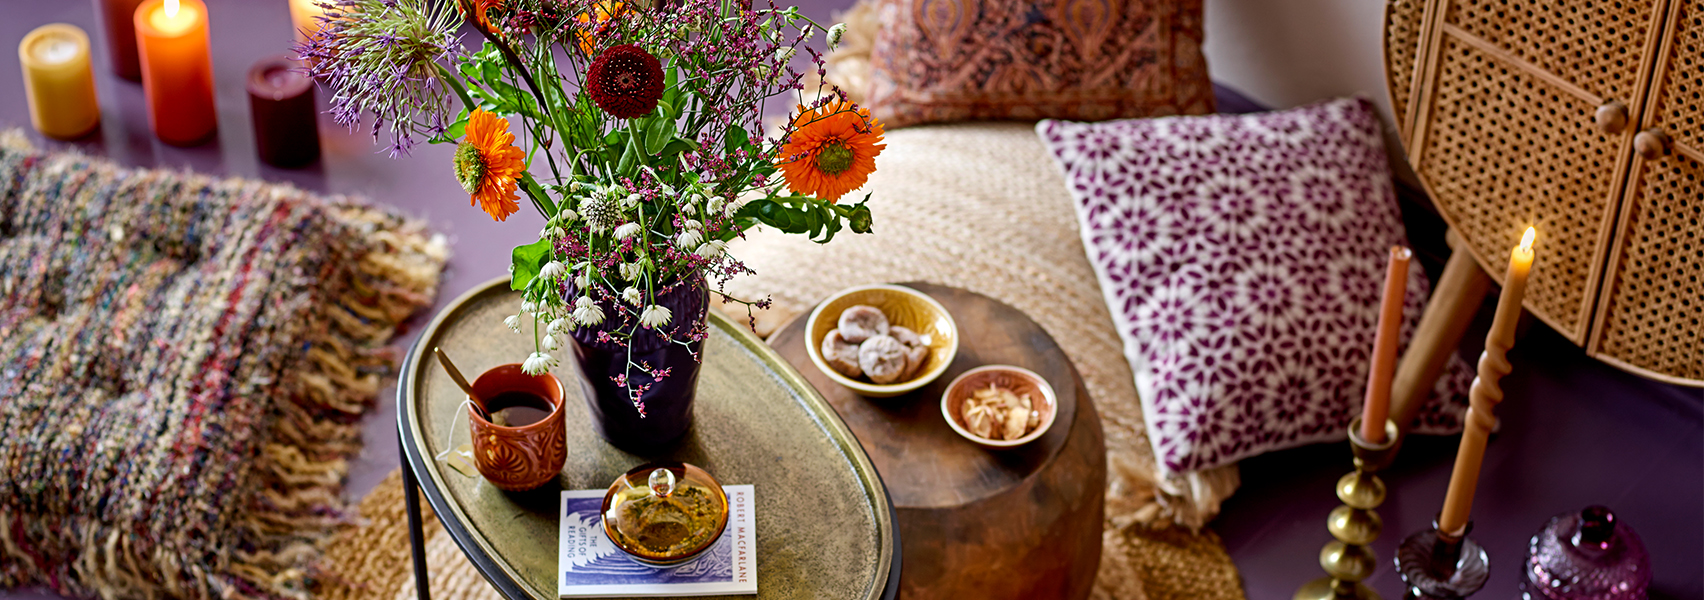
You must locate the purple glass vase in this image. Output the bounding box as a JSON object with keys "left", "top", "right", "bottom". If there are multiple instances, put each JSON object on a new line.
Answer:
{"left": 1520, "top": 506, "right": 1650, "bottom": 600}
{"left": 566, "top": 278, "right": 709, "bottom": 454}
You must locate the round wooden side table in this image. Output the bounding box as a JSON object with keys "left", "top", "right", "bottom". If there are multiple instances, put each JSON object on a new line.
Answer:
{"left": 770, "top": 283, "right": 1106, "bottom": 600}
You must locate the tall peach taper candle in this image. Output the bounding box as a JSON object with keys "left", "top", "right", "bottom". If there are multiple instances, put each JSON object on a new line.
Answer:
{"left": 1437, "top": 226, "right": 1536, "bottom": 537}
{"left": 135, "top": 0, "right": 217, "bottom": 145}
{"left": 1360, "top": 245, "right": 1411, "bottom": 444}
{"left": 18, "top": 24, "right": 100, "bottom": 140}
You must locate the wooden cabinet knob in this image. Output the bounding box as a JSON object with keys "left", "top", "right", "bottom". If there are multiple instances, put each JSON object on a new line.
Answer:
{"left": 1596, "top": 101, "right": 1629, "bottom": 134}
{"left": 1634, "top": 129, "right": 1672, "bottom": 160}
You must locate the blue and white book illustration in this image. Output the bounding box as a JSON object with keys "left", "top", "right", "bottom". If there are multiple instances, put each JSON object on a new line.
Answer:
{"left": 558, "top": 485, "right": 756, "bottom": 597}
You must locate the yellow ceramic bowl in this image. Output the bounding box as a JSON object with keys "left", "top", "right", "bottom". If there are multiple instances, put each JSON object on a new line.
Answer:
{"left": 805, "top": 284, "right": 959, "bottom": 398}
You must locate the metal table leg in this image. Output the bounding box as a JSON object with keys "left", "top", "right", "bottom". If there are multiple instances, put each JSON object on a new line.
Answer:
{"left": 401, "top": 436, "right": 432, "bottom": 600}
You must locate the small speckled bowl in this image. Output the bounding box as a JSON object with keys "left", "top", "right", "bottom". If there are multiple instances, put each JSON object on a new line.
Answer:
{"left": 805, "top": 284, "right": 958, "bottom": 398}
{"left": 941, "top": 365, "right": 1057, "bottom": 448}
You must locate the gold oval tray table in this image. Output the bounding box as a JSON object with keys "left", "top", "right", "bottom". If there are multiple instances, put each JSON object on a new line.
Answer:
{"left": 396, "top": 277, "right": 900, "bottom": 600}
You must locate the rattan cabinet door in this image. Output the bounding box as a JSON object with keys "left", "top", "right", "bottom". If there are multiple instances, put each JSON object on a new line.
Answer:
{"left": 1590, "top": 0, "right": 1704, "bottom": 384}
{"left": 1405, "top": 0, "right": 1667, "bottom": 344}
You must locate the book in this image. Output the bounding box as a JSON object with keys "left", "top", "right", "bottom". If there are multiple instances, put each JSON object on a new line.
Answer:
{"left": 558, "top": 485, "right": 756, "bottom": 597}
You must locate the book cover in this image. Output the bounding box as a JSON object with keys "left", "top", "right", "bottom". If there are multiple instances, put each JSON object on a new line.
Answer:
{"left": 558, "top": 485, "right": 756, "bottom": 597}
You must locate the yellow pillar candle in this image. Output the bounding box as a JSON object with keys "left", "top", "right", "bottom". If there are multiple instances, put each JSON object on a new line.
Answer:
{"left": 289, "top": 0, "right": 326, "bottom": 43}
{"left": 1437, "top": 226, "right": 1536, "bottom": 537}
{"left": 18, "top": 24, "right": 100, "bottom": 140}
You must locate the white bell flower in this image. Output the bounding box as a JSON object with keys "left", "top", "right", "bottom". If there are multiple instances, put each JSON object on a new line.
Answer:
{"left": 826, "top": 22, "right": 847, "bottom": 49}
{"left": 614, "top": 222, "right": 643, "bottom": 240}
{"left": 572, "top": 296, "right": 606, "bottom": 326}
{"left": 619, "top": 262, "right": 644, "bottom": 282}
{"left": 522, "top": 352, "right": 556, "bottom": 375}
{"left": 675, "top": 229, "right": 704, "bottom": 251}
{"left": 622, "top": 286, "right": 644, "bottom": 306}
{"left": 695, "top": 240, "right": 727, "bottom": 259}
{"left": 639, "top": 305, "right": 673, "bottom": 329}
{"left": 539, "top": 261, "right": 566, "bottom": 280}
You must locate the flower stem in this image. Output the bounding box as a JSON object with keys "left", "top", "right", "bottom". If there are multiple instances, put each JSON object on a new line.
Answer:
{"left": 436, "top": 63, "right": 477, "bottom": 113}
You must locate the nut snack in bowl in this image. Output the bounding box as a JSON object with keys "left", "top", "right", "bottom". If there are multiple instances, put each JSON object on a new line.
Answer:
{"left": 942, "top": 365, "right": 1058, "bottom": 448}
{"left": 805, "top": 284, "right": 958, "bottom": 397}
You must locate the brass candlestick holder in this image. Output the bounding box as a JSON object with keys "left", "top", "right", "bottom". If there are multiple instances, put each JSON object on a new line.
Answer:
{"left": 1295, "top": 417, "right": 1399, "bottom": 600}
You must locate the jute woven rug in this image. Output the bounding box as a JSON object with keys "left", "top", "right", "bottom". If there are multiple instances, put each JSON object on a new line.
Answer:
{"left": 316, "top": 471, "right": 1243, "bottom": 600}
{"left": 0, "top": 131, "right": 445, "bottom": 600}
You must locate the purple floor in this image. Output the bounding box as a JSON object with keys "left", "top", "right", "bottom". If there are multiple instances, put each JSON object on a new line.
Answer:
{"left": 0, "top": 1, "right": 1699, "bottom": 599}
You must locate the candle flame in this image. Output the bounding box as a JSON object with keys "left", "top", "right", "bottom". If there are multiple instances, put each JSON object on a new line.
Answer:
{"left": 1519, "top": 227, "right": 1536, "bottom": 252}
{"left": 165, "top": 0, "right": 179, "bottom": 18}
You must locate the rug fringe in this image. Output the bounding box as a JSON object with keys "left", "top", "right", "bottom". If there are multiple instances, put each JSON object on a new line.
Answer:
{"left": 223, "top": 202, "right": 446, "bottom": 600}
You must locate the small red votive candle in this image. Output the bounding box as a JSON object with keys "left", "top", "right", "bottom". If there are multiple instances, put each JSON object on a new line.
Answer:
{"left": 96, "top": 0, "right": 147, "bottom": 80}
{"left": 246, "top": 55, "right": 320, "bottom": 167}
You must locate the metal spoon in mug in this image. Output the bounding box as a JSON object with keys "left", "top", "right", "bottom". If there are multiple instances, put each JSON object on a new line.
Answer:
{"left": 434, "top": 347, "right": 490, "bottom": 421}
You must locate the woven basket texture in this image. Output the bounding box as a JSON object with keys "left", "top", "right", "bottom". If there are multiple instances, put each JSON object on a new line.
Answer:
{"left": 316, "top": 470, "right": 1245, "bottom": 600}
{"left": 1594, "top": 0, "right": 1704, "bottom": 382}
{"left": 0, "top": 132, "right": 446, "bottom": 600}
{"left": 1387, "top": 0, "right": 1704, "bottom": 384}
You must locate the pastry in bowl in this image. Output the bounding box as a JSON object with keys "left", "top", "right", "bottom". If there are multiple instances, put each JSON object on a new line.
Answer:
{"left": 805, "top": 284, "right": 958, "bottom": 398}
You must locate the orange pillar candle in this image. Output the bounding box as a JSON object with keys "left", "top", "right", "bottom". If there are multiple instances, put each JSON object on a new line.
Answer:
{"left": 1360, "top": 245, "right": 1411, "bottom": 444}
{"left": 135, "top": 0, "right": 217, "bottom": 146}
{"left": 289, "top": 0, "right": 326, "bottom": 43}
{"left": 1437, "top": 226, "right": 1536, "bottom": 537}
{"left": 18, "top": 24, "right": 100, "bottom": 140}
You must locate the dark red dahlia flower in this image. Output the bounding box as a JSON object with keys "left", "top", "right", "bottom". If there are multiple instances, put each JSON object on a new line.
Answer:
{"left": 586, "top": 44, "right": 664, "bottom": 119}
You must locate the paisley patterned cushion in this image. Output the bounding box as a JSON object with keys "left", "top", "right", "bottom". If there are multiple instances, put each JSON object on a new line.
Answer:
{"left": 1037, "top": 98, "right": 1473, "bottom": 477}
{"left": 866, "top": 0, "right": 1215, "bottom": 128}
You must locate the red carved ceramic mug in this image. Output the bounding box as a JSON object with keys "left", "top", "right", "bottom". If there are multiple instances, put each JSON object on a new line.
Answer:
{"left": 467, "top": 364, "right": 567, "bottom": 492}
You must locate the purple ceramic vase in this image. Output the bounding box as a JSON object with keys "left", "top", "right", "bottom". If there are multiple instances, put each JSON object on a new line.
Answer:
{"left": 566, "top": 277, "right": 709, "bottom": 454}
{"left": 1520, "top": 506, "right": 1650, "bottom": 600}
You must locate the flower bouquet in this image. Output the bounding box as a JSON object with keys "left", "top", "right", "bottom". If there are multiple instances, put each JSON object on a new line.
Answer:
{"left": 299, "top": 0, "right": 882, "bottom": 448}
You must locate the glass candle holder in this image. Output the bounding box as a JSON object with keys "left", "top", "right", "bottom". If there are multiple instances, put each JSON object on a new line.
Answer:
{"left": 1520, "top": 506, "right": 1650, "bottom": 600}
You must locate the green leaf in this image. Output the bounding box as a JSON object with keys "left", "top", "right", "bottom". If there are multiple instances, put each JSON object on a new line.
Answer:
{"left": 510, "top": 238, "right": 554, "bottom": 291}
{"left": 724, "top": 126, "right": 749, "bottom": 155}
{"left": 645, "top": 118, "right": 676, "bottom": 156}
{"left": 618, "top": 138, "right": 638, "bottom": 175}
{"left": 520, "top": 172, "right": 558, "bottom": 218}
{"left": 805, "top": 206, "right": 823, "bottom": 238}
{"left": 658, "top": 139, "right": 695, "bottom": 160}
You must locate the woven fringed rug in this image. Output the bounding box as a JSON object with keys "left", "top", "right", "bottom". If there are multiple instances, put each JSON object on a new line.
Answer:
{"left": 0, "top": 131, "right": 446, "bottom": 600}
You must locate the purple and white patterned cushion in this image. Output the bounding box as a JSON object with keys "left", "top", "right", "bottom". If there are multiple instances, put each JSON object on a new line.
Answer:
{"left": 1037, "top": 98, "right": 1473, "bottom": 477}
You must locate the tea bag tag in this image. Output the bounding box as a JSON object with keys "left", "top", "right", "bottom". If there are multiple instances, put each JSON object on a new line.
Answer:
{"left": 435, "top": 400, "right": 480, "bottom": 478}
{"left": 445, "top": 443, "right": 478, "bottom": 478}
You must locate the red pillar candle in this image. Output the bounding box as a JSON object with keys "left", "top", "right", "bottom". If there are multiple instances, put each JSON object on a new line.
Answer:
{"left": 134, "top": 0, "right": 216, "bottom": 146}
{"left": 94, "top": 0, "right": 146, "bottom": 80}
{"left": 247, "top": 55, "right": 320, "bottom": 167}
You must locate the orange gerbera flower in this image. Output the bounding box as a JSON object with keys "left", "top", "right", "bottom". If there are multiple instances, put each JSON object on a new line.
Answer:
{"left": 573, "top": 0, "right": 625, "bottom": 55}
{"left": 778, "top": 101, "right": 885, "bottom": 202}
{"left": 454, "top": 110, "right": 526, "bottom": 221}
